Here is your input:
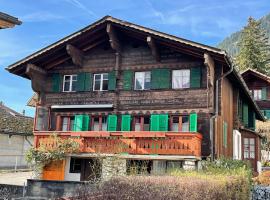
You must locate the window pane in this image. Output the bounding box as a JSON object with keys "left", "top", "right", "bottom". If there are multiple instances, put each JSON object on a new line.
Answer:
{"left": 94, "top": 80, "right": 101, "bottom": 91}
{"left": 172, "top": 123, "right": 179, "bottom": 132}
{"left": 102, "top": 117, "right": 107, "bottom": 131}
{"left": 135, "top": 78, "right": 143, "bottom": 90}
{"left": 72, "top": 75, "right": 77, "bottom": 81}
{"left": 244, "top": 138, "right": 249, "bottom": 145}
{"left": 70, "top": 118, "right": 74, "bottom": 131}
{"left": 64, "top": 76, "right": 71, "bottom": 81}
{"left": 182, "top": 116, "right": 189, "bottom": 132}
{"left": 103, "top": 73, "right": 108, "bottom": 80}
{"left": 102, "top": 79, "right": 108, "bottom": 90}
{"left": 250, "top": 138, "right": 255, "bottom": 145}
{"left": 62, "top": 117, "right": 69, "bottom": 131}
{"left": 64, "top": 82, "right": 70, "bottom": 91}
{"left": 71, "top": 80, "right": 77, "bottom": 91}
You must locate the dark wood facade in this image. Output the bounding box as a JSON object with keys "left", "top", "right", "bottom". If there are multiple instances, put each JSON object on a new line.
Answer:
{"left": 6, "top": 16, "right": 265, "bottom": 175}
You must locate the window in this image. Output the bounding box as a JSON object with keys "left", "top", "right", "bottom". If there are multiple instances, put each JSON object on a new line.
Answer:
{"left": 101, "top": 116, "right": 107, "bottom": 131}
{"left": 91, "top": 116, "right": 108, "bottom": 131}
{"left": 253, "top": 89, "right": 262, "bottom": 100}
{"left": 63, "top": 75, "right": 77, "bottom": 92}
{"left": 244, "top": 138, "right": 255, "bottom": 159}
{"left": 171, "top": 117, "right": 179, "bottom": 132}
{"left": 182, "top": 116, "right": 189, "bottom": 132}
{"left": 134, "top": 72, "right": 151, "bottom": 90}
{"left": 61, "top": 116, "right": 75, "bottom": 131}
{"left": 134, "top": 117, "right": 142, "bottom": 131}
{"left": 70, "top": 158, "right": 81, "bottom": 173}
{"left": 143, "top": 116, "right": 150, "bottom": 131}
{"left": 93, "top": 73, "right": 108, "bottom": 91}
{"left": 172, "top": 70, "right": 190, "bottom": 89}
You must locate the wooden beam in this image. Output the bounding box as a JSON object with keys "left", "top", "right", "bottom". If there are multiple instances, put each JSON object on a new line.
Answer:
{"left": 106, "top": 23, "right": 121, "bottom": 53}
{"left": 204, "top": 53, "right": 215, "bottom": 86}
{"left": 46, "top": 57, "right": 70, "bottom": 70}
{"left": 66, "top": 44, "right": 84, "bottom": 67}
{"left": 25, "top": 64, "right": 48, "bottom": 105}
{"left": 83, "top": 38, "right": 107, "bottom": 51}
{"left": 147, "top": 36, "right": 160, "bottom": 62}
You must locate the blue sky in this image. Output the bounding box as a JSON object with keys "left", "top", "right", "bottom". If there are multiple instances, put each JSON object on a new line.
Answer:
{"left": 0, "top": 0, "right": 270, "bottom": 116}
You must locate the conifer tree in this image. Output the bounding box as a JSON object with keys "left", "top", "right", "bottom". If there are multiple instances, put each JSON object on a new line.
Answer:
{"left": 236, "top": 17, "right": 270, "bottom": 75}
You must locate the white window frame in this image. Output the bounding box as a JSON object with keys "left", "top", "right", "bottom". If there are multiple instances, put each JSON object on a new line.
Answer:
{"left": 93, "top": 73, "right": 109, "bottom": 91}
{"left": 172, "top": 69, "right": 190, "bottom": 89}
{"left": 63, "top": 74, "right": 77, "bottom": 92}
{"left": 253, "top": 89, "right": 262, "bottom": 100}
{"left": 134, "top": 71, "right": 151, "bottom": 90}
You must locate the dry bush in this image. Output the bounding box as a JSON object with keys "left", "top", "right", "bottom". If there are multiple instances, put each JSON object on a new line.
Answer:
{"left": 64, "top": 175, "right": 250, "bottom": 200}
{"left": 253, "top": 171, "right": 270, "bottom": 186}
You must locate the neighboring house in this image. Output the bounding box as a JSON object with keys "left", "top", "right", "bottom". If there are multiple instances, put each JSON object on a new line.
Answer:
{"left": 0, "top": 12, "right": 21, "bottom": 29}
{"left": 0, "top": 102, "right": 33, "bottom": 169}
{"left": 242, "top": 69, "right": 270, "bottom": 120}
{"left": 6, "top": 16, "right": 265, "bottom": 180}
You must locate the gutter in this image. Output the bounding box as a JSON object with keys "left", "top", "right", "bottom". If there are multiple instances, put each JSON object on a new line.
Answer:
{"left": 210, "top": 54, "right": 233, "bottom": 161}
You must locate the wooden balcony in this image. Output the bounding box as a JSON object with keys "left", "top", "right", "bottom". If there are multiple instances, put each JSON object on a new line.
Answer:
{"left": 34, "top": 131, "right": 203, "bottom": 157}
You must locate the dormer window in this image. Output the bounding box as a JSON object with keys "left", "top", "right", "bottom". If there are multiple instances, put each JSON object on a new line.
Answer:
{"left": 63, "top": 75, "right": 77, "bottom": 92}
{"left": 93, "top": 73, "right": 108, "bottom": 91}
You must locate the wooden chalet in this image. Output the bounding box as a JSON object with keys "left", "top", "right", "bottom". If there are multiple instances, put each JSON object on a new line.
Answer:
{"left": 6, "top": 16, "right": 265, "bottom": 181}
{"left": 242, "top": 69, "right": 270, "bottom": 120}
{"left": 0, "top": 12, "right": 21, "bottom": 29}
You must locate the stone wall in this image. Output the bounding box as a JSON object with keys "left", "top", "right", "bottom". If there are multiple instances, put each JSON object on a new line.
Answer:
{"left": 0, "top": 184, "right": 24, "bottom": 199}
{"left": 252, "top": 185, "right": 270, "bottom": 200}
{"left": 101, "top": 156, "right": 126, "bottom": 180}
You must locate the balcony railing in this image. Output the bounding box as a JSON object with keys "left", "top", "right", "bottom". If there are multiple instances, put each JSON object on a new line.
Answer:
{"left": 34, "top": 131, "right": 203, "bottom": 157}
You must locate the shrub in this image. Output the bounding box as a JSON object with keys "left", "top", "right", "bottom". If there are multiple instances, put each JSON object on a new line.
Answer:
{"left": 253, "top": 171, "right": 270, "bottom": 186}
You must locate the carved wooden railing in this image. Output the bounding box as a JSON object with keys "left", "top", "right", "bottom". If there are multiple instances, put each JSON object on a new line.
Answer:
{"left": 34, "top": 131, "right": 202, "bottom": 157}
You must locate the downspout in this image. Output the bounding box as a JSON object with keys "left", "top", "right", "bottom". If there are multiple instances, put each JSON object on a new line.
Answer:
{"left": 210, "top": 54, "right": 233, "bottom": 161}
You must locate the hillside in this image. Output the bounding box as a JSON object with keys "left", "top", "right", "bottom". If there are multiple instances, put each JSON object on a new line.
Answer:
{"left": 217, "top": 13, "right": 270, "bottom": 57}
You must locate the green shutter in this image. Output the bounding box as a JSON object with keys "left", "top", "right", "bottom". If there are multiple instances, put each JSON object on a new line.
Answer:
{"left": 123, "top": 70, "right": 133, "bottom": 90}
{"left": 223, "top": 121, "right": 227, "bottom": 148}
{"left": 190, "top": 67, "right": 201, "bottom": 88}
{"left": 150, "top": 114, "right": 160, "bottom": 131}
{"left": 121, "top": 115, "right": 131, "bottom": 131}
{"left": 243, "top": 103, "right": 249, "bottom": 127}
{"left": 108, "top": 71, "right": 116, "bottom": 90}
{"left": 108, "top": 115, "right": 117, "bottom": 131}
{"left": 73, "top": 115, "right": 84, "bottom": 131}
{"left": 84, "top": 73, "right": 92, "bottom": 91}
{"left": 77, "top": 73, "right": 86, "bottom": 91}
{"left": 159, "top": 114, "right": 169, "bottom": 131}
{"left": 52, "top": 73, "right": 62, "bottom": 92}
{"left": 82, "top": 115, "right": 90, "bottom": 131}
{"left": 262, "top": 87, "right": 267, "bottom": 100}
{"left": 248, "top": 107, "right": 255, "bottom": 129}
{"left": 158, "top": 69, "right": 170, "bottom": 89}
{"left": 151, "top": 69, "right": 160, "bottom": 89}
{"left": 151, "top": 69, "right": 170, "bottom": 89}
{"left": 189, "top": 113, "right": 198, "bottom": 132}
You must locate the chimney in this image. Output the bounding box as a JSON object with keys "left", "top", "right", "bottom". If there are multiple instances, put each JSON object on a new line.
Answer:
{"left": 22, "top": 109, "right": 25, "bottom": 116}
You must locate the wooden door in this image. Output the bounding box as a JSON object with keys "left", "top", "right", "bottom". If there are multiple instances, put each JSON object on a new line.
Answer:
{"left": 43, "top": 160, "right": 65, "bottom": 180}
{"left": 80, "top": 159, "right": 102, "bottom": 181}
{"left": 242, "top": 137, "right": 257, "bottom": 171}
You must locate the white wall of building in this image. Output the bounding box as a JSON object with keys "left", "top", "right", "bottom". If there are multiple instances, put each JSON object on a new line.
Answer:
{"left": 0, "top": 134, "right": 33, "bottom": 169}
{"left": 64, "top": 156, "right": 81, "bottom": 181}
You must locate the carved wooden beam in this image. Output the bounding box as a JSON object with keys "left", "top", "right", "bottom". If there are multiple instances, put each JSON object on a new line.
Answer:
{"left": 204, "top": 53, "right": 215, "bottom": 86}
{"left": 25, "top": 64, "right": 48, "bottom": 105}
{"left": 106, "top": 23, "right": 121, "bottom": 53}
{"left": 66, "top": 44, "right": 84, "bottom": 67}
{"left": 147, "top": 36, "right": 160, "bottom": 62}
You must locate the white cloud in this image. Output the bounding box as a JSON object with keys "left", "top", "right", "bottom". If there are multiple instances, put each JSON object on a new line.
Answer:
{"left": 21, "top": 11, "right": 65, "bottom": 22}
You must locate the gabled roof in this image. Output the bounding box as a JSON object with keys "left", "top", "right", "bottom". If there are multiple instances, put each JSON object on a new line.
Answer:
{"left": 5, "top": 16, "right": 265, "bottom": 121}
{"left": 241, "top": 68, "right": 270, "bottom": 84}
{"left": 0, "top": 12, "right": 21, "bottom": 29}
{"left": 0, "top": 102, "right": 33, "bottom": 135}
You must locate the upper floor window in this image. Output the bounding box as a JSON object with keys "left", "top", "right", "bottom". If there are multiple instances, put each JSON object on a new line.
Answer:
{"left": 134, "top": 71, "right": 151, "bottom": 90}
{"left": 253, "top": 89, "right": 262, "bottom": 100}
{"left": 93, "top": 73, "right": 108, "bottom": 91}
{"left": 172, "top": 70, "right": 190, "bottom": 89}
{"left": 61, "top": 116, "right": 75, "bottom": 131}
{"left": 63, "top": 75, "right": 77, "bottom": 92}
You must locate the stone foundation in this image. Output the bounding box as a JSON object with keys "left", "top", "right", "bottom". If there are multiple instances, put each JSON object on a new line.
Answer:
{"left": 101, "top": 156, "right": 126, "bottom": 180}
